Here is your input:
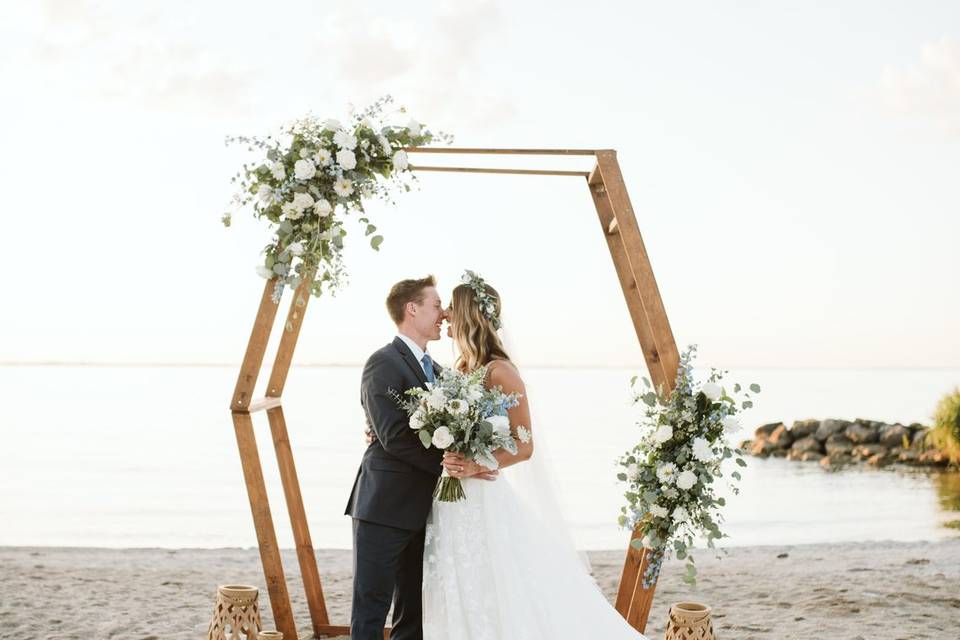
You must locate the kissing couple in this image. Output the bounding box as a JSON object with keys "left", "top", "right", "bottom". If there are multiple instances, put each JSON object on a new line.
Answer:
{"left": 345, "top": 272, "right": 648, "bottom": 639}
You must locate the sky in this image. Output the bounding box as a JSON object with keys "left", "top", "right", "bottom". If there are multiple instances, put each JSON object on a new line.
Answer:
{"left": 0, "top": 1, "right": 958, "bottom": 368}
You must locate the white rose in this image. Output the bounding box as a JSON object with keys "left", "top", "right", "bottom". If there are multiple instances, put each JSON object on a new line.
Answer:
{"left": 256, "top": 184, "right": 273, "bottom": 203}
{"left": 313, "top": 199, "right": 333, "bottom": 217}
{"left": 722, "top": 415, "right": 741, "bottom": 434}
{"left": 691, "top": 436, "right": 714, "bottom": 462}
{"left": 407, "top": 118, "right": 421, "bottom": 136}
{"left": 409, "top": 411, "right": 425, "bottom": 430}
{"left": 270, "top": 162, "right": 285, "bottom": 180}
{"left": 336, "top": 149, "right": 357, "bottom": 170}
{"left": 256, "top": 265, "right": 273, "bottom": 279}
{"left": 676, "top": 470, "right": 698, "bottom": 491}
{"left": 294, "top": 159, "right": 316, "bottom": 180}
{"left": 649, "top": 504, "right": 669, "bottom": 519}
{"left": 299, "top": 147, "right": 311, "bottom": 158}
{"left": 431, "top": 426, "right": 454, "bottom": 449}
{"left": 334, "top": 177, "right": 354, "bottom": 197}
{"left": 672, "top": 506, "right": 689, "bottom": 523}
{"left": 392, "top": 150, "right": 409, "bottom": 171}
{"left": 701, "top": 382, "right": 722, "bottom": 401}
{"left": 656, "top": 462, "right": 677, "bottom": 484}
{"left": 333, "top": 129, "right": 357, "bottom": 150}
{"left": 426, "top": 388, "right": 447, "bottom": 411}
{"left": 313, "top": 148, "right": 332, "bottom": 166}
{"left": 292, "top": 192, "right": 314, "bottom": 211}
{"left": 488, "top": 414, "right": 511, "bottom": 438}
{"left": 286, "top": 241, "right": 304, "bottom": 257}
{"left": 653, "top": 424, "right": 673, "bottom": 444}
{"left": 323, "top": 118, "right": 341, "bottom": 131}
{"left": 625, "top": 463, "right": 639, "bottom": 480}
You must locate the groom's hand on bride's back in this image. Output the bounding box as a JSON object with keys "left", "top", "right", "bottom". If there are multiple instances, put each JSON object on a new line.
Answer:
{"left": 442, "top": 452, "right": 499, "bottom": 481}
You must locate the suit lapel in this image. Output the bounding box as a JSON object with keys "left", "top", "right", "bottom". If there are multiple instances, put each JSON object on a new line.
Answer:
{"left": 392, "top": 336, "right": 429, "bottom": 387}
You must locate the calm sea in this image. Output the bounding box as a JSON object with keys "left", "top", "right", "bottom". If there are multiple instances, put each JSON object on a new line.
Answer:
{"left": 1, "top": 365, "right": 958, "bottom": 550}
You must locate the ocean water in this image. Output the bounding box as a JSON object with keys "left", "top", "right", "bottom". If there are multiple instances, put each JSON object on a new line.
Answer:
{"left": 0, "top": 365, "right": 958, "bottom": 550}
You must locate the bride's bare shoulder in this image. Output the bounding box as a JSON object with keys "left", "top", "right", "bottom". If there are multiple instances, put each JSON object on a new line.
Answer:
{"left": 486, "top": 358, "right": 524, "bottom": 392}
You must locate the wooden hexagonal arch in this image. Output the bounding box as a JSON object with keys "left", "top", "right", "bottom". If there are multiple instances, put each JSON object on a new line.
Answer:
{"left": 229, "top": 148, "right": 680, "bottom": 639}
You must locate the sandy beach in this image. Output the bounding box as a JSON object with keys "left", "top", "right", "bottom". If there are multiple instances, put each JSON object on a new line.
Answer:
{"left": 1, "top": 538, "right": 957, "bottom": 639}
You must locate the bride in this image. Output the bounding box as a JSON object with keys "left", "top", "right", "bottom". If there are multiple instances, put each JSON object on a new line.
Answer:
{"left": 423, "top": 271, "right": 649, "bottom": 639}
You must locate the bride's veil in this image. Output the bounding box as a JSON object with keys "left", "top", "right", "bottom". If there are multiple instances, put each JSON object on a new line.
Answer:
{"left": 497, "top": 325, "right": 595, "bottom": 575}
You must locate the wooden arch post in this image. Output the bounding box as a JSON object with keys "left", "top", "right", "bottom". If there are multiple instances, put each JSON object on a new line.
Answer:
{"left": 229, "top": 148, "right": 680, "bottom": 638}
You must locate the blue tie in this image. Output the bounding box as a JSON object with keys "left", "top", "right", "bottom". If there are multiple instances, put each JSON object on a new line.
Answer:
{"left": 421, "top": 353, "right": 435, "bottom": 383}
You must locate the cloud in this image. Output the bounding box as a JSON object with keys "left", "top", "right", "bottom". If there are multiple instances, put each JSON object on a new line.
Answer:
{"left": 881, "top": 37, "right": 960, "bottom": 136}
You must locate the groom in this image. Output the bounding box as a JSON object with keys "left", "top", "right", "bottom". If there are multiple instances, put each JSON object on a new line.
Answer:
{"left": 345, "top": 275, "right": 496, "bottom": 640}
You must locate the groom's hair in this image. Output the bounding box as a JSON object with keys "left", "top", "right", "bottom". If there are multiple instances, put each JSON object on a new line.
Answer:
{"left": 386, "top": 275, "right": 436, "bottom": 325}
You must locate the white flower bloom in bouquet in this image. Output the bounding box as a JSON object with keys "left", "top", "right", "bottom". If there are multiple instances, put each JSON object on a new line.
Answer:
{"left": 672, "top": 505, "right": 690, "bottom": 524}
{"left": 516, "top": 426, "right": 531, "bottom": 443}
{"left": 649, "top": 503, "right": 669, "bottom": 519}
{"left": 256, "top": 264, "right": 273, "bottom": 279}
{"left": 626, "top": 463, "right": 640, "bottom": 480}
{"left": 323, "top": 118, "right": 342, "bottom": 131}
{"left": 722, "top": 415, "right": 742, "bottom": 434}
{"left": 656, "top": 462, "right": 678, "bottom": 484}
{"left": 294, "top": 159, "right": 316, "bottom": 180}
{"left": 392, "top": 150, "right": 409, "bottom": 171}
{"left": 488, "top": 414, "right": 511, "bottom": 438}
{"left": 334, "top": 177, "right": 354, "bottom": 197}
{"left": 447, "top": 398, "right": 468, "bottom": 415}
{"left": 409, "top": 410, "right": 425, "bottom": 430}
{"left": 360, "top": 117, "right": 373, "bottom": 129}
{"left": 676, "top": 469, "right": 698, "bottom": 491}
{"left": 287, "top": 241, "right": 304, "bottom": 256}
{"left": 407, "top": 118, "right": 421, "bottom": 136}
{"left": 464, "top": 384, "right": 483, "bottom": 403}
{"left": 378, "top": 135, "right": 392, "bottom": 154}
{"left": 691, "top": 436, "right": 714, "bottom": 462}
{"left": 432, "top": 426, "right": 454, "bottom": 449}
{"left": 426, "top": 387, "right": 447, "bottom": 411}
{"left": 313, "top": 148, "right": 332, "bottom": 166}
{"left": 299, "top": 147, "right": 312, "bottom": 158}
{"left": 282, "top": 202, "right": 302, "bottom": 220}
{"left": 653, "top": 424, "right": 674, "bottom": 444}
{"left": 256, "top": 184, "right": 273, "bottom": 203}
{"left": 292, "top": 192, "right": 314, "bottom": 210}
{"left": 270, "top": 162, "right": 285, "bottom": 180}
{"left": 311, "top": 199, "right": 332, "bottom": 217}
{"left": 336, "top": 149, "right": 357, "bottom": 170}
{"left": 334, "top": 129, "right": 358, "bottom": 150}
{"left": 701, "top": 382, "right": 722, "bottom": 401}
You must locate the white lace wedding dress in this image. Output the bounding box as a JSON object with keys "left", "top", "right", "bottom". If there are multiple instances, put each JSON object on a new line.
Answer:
{"left": 422, "top": 471, "right": 649, "bottom": 639}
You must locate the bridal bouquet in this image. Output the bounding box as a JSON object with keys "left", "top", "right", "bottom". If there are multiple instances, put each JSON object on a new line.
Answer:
{"left": 616, "top": 344, "right": 760, "bottom": 587}
{"left": 394, "top": 365, "right": 524, "bottom": 502}
{"left": 222, "top": 95, "right": 452, "bottom": 305}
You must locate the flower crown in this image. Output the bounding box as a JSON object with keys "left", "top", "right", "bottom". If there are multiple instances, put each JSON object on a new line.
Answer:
{"left": 461, "top": 269, "right": 502, "bottom": 330}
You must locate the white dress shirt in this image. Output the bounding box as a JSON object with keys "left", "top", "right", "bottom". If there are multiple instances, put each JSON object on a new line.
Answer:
{"left": 396, "top": 333, "right": 432, "bottom": 377}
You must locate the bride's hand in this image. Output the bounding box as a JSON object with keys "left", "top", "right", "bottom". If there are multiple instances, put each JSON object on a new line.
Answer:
{"left": 442, "top": 452, "right": 498, "bottom": 481}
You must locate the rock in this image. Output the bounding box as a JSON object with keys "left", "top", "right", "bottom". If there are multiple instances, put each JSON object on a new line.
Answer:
{"left": 866, "top": 452, "right": 892, "bottom": 467}
{"left": 898, "top": 450, "right": 919, "bottom": 463}
{"left": 790, "top": 436, "right": 823, "bottom": 454}
{"left": 771, "top": 448, "right": 788, "bottom": 457}
{"left": 879, "top": 424, "right": 910, "bottom": 449}
{"left": 815, "top": 419, "right": 851, "bottom": 442}
{"left": 787, "top": 449, "right": 823, "bottom": 462}
{"left": 750, "top": 439, "right": 780, "bottom": 457}
{"left": 825, "top": 434, "right": 854, "bottom": 455}
{"left": 820, "top": 451, "right": 852, "bottom": 468}
{"left": 852, "top": 444, "right": 888, "bottom": 459}
{"left": 768, "top": 424, "right": 794, "bottom": 448}
{"left": 918, "top": 450, "right": 950, "bottom": 466}
{"left": 845, "top": 422, "right": 879, "bottom": 444}
{"left": 739, "top": 439, "right": 753, "bottom": 450}
{"left": 755, "top": 422, "right": 784, "bottom": 439}
{"left": 789, "top": 419, "right": 820, "bottom": 439}
{"left": 911, "top": 429, "right": 929, "bottom": 449}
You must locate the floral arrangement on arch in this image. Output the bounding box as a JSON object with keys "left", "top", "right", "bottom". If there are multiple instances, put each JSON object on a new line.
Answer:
{"left": 616, "top": 344, "right": 760, "bottom": 587}
{"left": 222, "top": 95, "right": 452, "bottom": 304}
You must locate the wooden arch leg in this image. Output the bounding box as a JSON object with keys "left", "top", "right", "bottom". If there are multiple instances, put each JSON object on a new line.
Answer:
{"left": 586, "top": 150, "right": 680, "bottom": 633}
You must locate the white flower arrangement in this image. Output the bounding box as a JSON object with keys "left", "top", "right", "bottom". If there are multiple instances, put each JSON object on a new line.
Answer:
{"left": 222, "top": 95, "right": 453, "bottom": 304}
{"left": 616, "top": 344, "right": 761, "bottom": 587}
{"left": 394, "top": 365, "right": 522, "bottom": 502}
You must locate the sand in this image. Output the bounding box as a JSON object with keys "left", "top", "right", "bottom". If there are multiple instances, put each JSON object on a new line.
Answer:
{"left": 1, "top": 539, "right": 957, "bottom": 639}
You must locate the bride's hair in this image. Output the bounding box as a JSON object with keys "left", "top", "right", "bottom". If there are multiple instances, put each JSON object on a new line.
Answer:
{"left": 450, "top": 282, "right": 510, "bottom": 372}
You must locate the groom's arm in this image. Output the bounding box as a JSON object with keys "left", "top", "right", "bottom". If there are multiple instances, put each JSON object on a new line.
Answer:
{"left": 361, "top": 353, "right": 442, "bottom": 476}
